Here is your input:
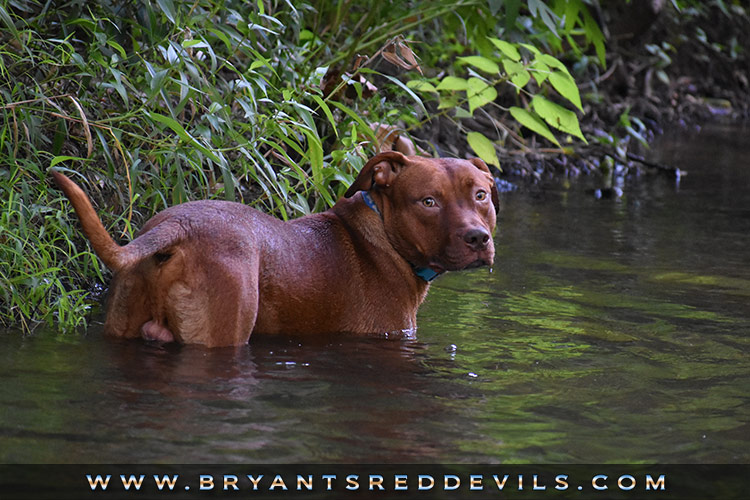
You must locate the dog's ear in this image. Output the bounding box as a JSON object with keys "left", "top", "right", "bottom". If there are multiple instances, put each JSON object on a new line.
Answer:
{"left": 469, "top": 157, "right": 500, "bottom": 213}
{"left": 344, "top": 151, "right": 409, "bottom": 198}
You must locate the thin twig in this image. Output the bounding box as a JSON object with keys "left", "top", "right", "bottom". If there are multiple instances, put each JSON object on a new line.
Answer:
{"left": 625, "top": 152, "right": 684, "bottom": 176}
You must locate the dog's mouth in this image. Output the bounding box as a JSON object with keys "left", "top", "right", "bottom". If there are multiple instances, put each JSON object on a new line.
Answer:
{"left": 427, "top": 257, "right": 490, "bottom": 273}
{"left": 463, "top": 258, "right": 489, "bottom": 270}
{"left": 425, "top": 262, "right": 445, "bottom": 274}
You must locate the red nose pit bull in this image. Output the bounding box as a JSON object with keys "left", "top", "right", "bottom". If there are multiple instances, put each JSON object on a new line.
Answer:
{"left": 53, "top": 152, "right": 498, "bottom": 347}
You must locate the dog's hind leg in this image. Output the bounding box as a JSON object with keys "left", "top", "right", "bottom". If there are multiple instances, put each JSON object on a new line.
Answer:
{"left": 158, "top": 246, "right": 260, "bottom": 347}
{"left": 103, "top": 270, "right": 151, "bottom": 339}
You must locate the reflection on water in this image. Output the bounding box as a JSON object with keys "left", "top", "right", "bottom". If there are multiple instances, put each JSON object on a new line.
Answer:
{"left": 1, "top": 125, "right": 748, "bottom": 464}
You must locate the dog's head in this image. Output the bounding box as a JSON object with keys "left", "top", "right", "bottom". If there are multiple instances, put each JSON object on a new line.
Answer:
{"left": 345, "top": 152, "right": 498, "bottom": 275}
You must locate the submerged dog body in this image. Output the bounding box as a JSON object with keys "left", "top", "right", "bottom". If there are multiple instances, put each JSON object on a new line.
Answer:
{"left": 53, "top": 152, "right": 497, "bottom": 347}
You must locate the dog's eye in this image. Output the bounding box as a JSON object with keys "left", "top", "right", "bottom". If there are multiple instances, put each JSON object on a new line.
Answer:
{"left": 422, "top": 197, "right": 437, "bottom": 208}
{"left": 476, "top": 190, "right": 488, "bottom": 201}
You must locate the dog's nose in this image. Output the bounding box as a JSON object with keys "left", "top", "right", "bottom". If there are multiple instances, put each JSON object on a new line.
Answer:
{"left": 463, "top": 228, "right": 490, "bottom": 251}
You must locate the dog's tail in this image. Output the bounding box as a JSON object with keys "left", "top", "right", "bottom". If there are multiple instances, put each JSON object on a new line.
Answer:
{"left": 51, "top": 170, "right": 130, "bottom": 271}
{"left": 52, "top": 170, "right": 187, "bottom": 272}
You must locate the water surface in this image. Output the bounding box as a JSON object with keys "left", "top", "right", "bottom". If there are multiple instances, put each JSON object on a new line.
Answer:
{"left": 1, "top": 125, "right": 748, "bottom": 464}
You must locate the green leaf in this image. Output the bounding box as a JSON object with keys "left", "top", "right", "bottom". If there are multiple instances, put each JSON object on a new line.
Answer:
{"left": 467, "top": 78, "right": 497, "bottom": 114}
{"left": 502, "top": 59, "right": 530, "bottom": 89}
{"left": 144, "top": 61, "right": 169, "bottom": 98}
{"left": 107, "top": 40, "right": 127, "bottom": 60}
{"left": 531, "top": 96, "right": 586, "bottom": 142}
{"left": 530, "top": 59, "right": 550, "bottom": 85}
{"left": 436, "top": 76, "right": 468, "bottom": 91}
{"left": 182, "top": 39, "right": 209, "bottom": 49}
{"left": 407, "top": 80, "right": 438, "bottom": 93}
{"left": 504, "top": 0, "right": 521, "bottom": 31}
{"left": 520, "top": 43, "right": 542, "bottom": 57}
{"left": 437, "top": 94, "right": 459, "bottom": 110}
{"left": 109, "top": 68, "right": 129, "bottom": 106}
{"left": 509, "top": 107, "right": 560, "bottom": 147}
{"left": 216, "top": 152, "right": 236, "bottom": 202}
{"left": 50, "top": 156, "right": 87, "bottom": 168}
{"left": 582, "top": 8, "right": 607, "bottom": 67}
{"left": 458, "top": 56, "right": 500, "bottom": 74}
{"left": 528, "top": 0, "right": 561, "bottom": 37}
{"left": 147, "top": 112, "right": 220, "bottom": 163}
{"left": 207, "top": 28, "right": 232, "bottom": 51}
{"left": 0, "top": 5, "right": 20, "bottom": 45}
{"left": 489, "top": 38, "right": 521, "bottom": 62}
{"left": 562, "top": 0, "right": 581, "bottom": 34}
{"left": 538, "top": 54, "right": 573, "bottom": 78}
{"left": 453, "top": 107, "right": 472, "bottom": 119}
{"left": 467, "top": 132, "right": 500, "bottom": 168}
{"left": 303, "top": 129, "right": 324, "bottom": 187}
{"left": 378, "top": 73, "right": 427, "bottom": 116}
{"left": 156, "top": 0, "right": 177, "bottom": 24}
{"left": 311, "top": 95, "right": 338, "bottom": 138}
{"left": 548, "top": 71, "right": 583, "bottom": 111}
{"left": 329, "top": 101, "right": 372, "bottom": 131}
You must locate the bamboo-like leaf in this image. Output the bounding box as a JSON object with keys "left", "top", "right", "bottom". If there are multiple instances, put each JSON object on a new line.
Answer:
{"left": 50, "top": 156, "right": 87, "bottom": 168}
{"left": 582, "top": 8, "right": 607, "bottom": 67}
{"left": 378, "top": 72, "right": 427, "bottom": 116}
{"left": 303, "top": 129, "right": 324, "bottom": 187}
{"left": 107, "top": 40, "right": 127, "bottom": 59}
{"left": 311, "top": 95, "right": 338, "bottom": 137}
{"left": 0, "top": 5, "right": 20, "bottom": 44}
{"left": 109, "top": 68, "right": 129, "bottom": 106}
{"left": 156, "top": 0, "right": 177, "bottom": 24}
{"left": 67, "top": 96, "right": 93, "bottom": 158}
{"left": 329, "top": 101, "right": 372, "bottom": 132}
{"left": 147, "top": 111, "right": 220, "bottom": 163}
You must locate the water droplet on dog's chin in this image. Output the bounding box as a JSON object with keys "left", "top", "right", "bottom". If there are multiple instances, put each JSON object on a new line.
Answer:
{"left": 488, "top": 267, "right": 494, "bottom": 274}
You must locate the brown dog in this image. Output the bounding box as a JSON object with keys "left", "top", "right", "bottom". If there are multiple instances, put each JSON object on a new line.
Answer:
{"left": 53, "top": 152, "right": 498, "bottom": 347}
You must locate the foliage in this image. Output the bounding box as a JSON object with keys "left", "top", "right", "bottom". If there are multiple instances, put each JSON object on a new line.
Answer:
{"left": 0, "top": 0, "right": 603, "bottom": 334}
{"left": 403, "top": 0, "right": 601, "bottom": 168}
{"left": 409, "top": 39, "right": 587, "bottom": 166}
{"left": 0, "top": 158, "right": 99, "bottom": 332}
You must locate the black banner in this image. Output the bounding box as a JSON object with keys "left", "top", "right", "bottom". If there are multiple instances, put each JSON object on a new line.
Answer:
{"left": 1, "top": 465, "right": 748, "bottom": 500}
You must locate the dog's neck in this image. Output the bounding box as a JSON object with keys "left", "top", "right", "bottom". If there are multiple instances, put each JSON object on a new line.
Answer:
{"left": 360, "top": 191, "right": 442, "bottom": 283}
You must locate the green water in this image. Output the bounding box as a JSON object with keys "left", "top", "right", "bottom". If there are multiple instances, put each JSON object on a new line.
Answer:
{"left": 1, "top": 126, "right": 748, "bottom": 464}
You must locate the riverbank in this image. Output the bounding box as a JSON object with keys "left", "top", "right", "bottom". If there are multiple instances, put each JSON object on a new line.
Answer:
{"left": 407, "top": 2, "right": 749, "bottom": 185}
{"left": 1, "top": 0, "right": 748, "bottom": 334}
